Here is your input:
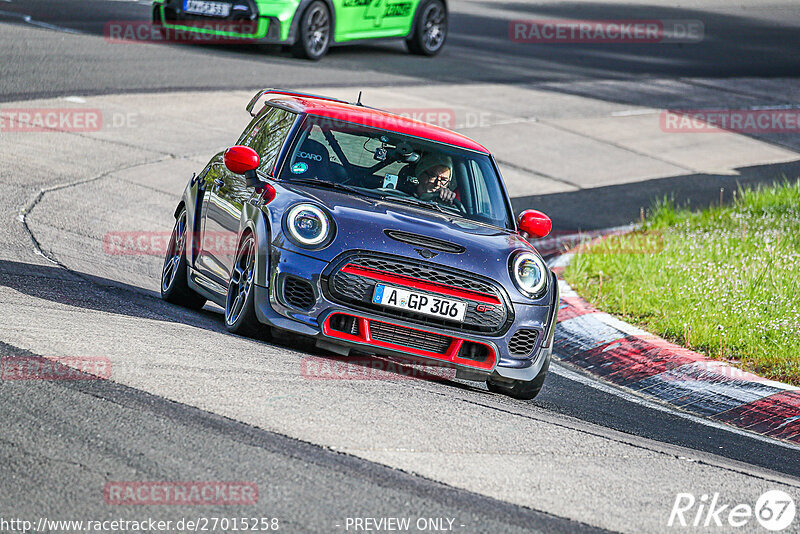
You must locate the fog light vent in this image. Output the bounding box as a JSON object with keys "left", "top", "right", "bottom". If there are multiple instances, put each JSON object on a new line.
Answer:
{"left": 508, "top": 329, "right": 540, "bottom": 356}
{"left": 283, "top": 276, "right": 315, "bottom": 310}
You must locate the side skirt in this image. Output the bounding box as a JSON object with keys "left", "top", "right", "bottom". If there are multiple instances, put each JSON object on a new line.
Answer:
{"left": 188, "top": 268, "right": 227, "bottom": 307}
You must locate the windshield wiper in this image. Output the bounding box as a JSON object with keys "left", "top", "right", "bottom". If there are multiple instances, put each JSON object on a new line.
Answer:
{"left": 381, "top": 195, "right": 457, "bottom": 215}
{"left": 285, "top": 178, "right": 373, "bottom": 197}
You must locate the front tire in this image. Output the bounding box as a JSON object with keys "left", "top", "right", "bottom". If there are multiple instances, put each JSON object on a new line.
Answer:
{"left": 161, "top": 208, "right": 207, "bottom": 310}
{"left": 405, "top": 0, "right": 447, "bottom": 56}
{"left": 291, "top": 1, "right": 331, "bottom": 60}
{"left": 224, "top": 234, "right": 263, "bottom": 338}
{"left": 486, "top": 354, "right": 550, "bottom": 400}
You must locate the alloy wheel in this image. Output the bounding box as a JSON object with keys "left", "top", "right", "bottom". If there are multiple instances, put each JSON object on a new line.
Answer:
{"left": 225, "top": 237, "right": 255, "bottom": 326}
{"left": 421, "top": 3, "right": 445, "bottom": 52}
{"left": 162, "top": 211, "right": 187, "bottom": 293}
{"left": 305, "top": 5, "right": 330, "bottom": 57}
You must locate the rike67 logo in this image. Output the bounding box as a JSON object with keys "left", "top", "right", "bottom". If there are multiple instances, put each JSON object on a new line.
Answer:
{"left": 669, "top": 490, "right": 795, "bottom": 531}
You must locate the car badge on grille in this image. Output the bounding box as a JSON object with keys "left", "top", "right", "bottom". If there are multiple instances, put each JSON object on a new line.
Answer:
{"left": 414, "top": 248, "right": 438, "bottom": 259}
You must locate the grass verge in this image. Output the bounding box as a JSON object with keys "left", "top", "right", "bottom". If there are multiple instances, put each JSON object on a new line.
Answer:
{"left": 564, "top": 180, "right": 800, "bottom": 385}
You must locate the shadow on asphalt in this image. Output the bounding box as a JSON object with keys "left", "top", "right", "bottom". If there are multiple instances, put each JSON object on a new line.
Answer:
{"left": 3, "top": 0, "right": 800, "bottom": 81}
{"left": 512, "top": 160, "right": 800, "bottom": 231}
{"left": 0, "top": 259, "right": 481, "bottom": 387}
{"left": 483, "top": 1, "right": 800, "bottom": 77}
{"left": 0, "top": 258, "right": 225, "bottom": 327}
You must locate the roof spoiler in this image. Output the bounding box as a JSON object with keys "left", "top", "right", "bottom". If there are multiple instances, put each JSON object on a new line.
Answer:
{"left": 246, "top": 88, "right": 350, "bottom": 117}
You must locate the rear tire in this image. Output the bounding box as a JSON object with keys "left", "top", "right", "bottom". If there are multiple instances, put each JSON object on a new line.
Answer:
{"left": 486, "top": 354, "right": 550, "bottom": 400}
{"left": 405, "top": 0, "right": 447, "bottom": 56}
{"left": 161, "top": 208, "right": 207, "bottom": 310}
{"left": 291, "top": 1, "right": 331, "bottom": 60}
{"left": 224, "top": 234, "right": 263, "bottom": 338}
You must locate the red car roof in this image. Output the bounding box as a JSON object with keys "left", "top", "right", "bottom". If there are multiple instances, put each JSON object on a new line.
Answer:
{"left": 267, "top": 95, "right": 490, "bottom": 154}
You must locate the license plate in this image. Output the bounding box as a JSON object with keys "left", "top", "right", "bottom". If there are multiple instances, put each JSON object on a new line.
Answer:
{"left": 372, "top": 284, "right": 467, "bottom": 322}
{"left": 183, "top": 0, "right": 231, "bottom": 17}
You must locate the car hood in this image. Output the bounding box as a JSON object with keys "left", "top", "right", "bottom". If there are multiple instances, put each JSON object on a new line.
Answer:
{"left": 267, "top": 183, "right": 547, "bottom": 302}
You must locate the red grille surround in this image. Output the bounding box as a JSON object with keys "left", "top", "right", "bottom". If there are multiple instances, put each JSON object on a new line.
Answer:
{"left": 340, "top": 264, "right": 500, "bottom": 305}
{"left": 322, "top": 313, "right": 497, "bottom": 371}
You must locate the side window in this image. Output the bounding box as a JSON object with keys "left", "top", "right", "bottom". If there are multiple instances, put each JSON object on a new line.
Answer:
{"left": 241, "top": 107, "right": 296, "bottom": 175}
{"left": 236, "top": 111, "right": 266, "bottom": 146}
{"left": 469, "top": 160, "right": 490, "bottom": 215}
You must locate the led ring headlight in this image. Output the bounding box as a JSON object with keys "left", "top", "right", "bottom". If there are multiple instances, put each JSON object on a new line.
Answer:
{"left": 286, "top": 204, "right": 330, "bottom": 247}
{"left": 511, "top": 252, "right": 547, "bottom": 298}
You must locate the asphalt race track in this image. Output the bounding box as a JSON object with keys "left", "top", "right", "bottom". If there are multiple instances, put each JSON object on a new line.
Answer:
{"left": 1, "top": 1, "right": 800, "bottom": 533}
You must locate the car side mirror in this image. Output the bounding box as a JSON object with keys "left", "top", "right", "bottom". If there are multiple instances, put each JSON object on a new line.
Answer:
{"left": 517, "top": 209, "right": 552, "bottom": 239}
{"left": 224, "top": 145, "right": 262, "bottom": 188}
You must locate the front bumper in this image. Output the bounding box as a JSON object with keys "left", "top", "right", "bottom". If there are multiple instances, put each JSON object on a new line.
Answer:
{"left": 254, "top": 246, "right": 557, "bottom": 380}
{"left": 152, "top": 0, "right": 295, "bottom": 43}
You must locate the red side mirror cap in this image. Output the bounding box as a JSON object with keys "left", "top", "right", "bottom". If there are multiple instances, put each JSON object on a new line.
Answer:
{"left": 518, "top": 209, "right": 552, "bottom": 239}
{"left": 224, "top": 145, "right": 260, "bottom": 174}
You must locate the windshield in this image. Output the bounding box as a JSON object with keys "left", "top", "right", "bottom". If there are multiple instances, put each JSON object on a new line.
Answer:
{"left": 277, "top": 115, "right": 513, "bottom": 229}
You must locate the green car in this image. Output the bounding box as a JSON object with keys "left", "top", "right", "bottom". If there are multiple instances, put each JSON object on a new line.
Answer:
{"left": 152, "top": 0, "right": 447, "bottom": 60}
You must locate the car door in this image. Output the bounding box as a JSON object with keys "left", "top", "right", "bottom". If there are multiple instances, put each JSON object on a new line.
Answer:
{"left": 196, "top": 107, "right": 297, "bottom": 286}
{"left": 333, "top": 0, "right": 415, "bottom": 41}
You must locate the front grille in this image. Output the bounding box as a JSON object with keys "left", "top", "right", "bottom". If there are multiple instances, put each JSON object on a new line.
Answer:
{"left": 161, "top": 0, "right": 261, "bottom": 34}
{"left": 326, "top": 253, "right": 510, "bottom": 334}
{"left": 508, "top": 329, "right": 540, "bottom": 356}
{"left": 283, "top": 276, "right": 315, "bottom": 310}
{"left": 350, "top": 255, "right": 494, "bottom": 294}
{"left": 384, "top": 230, "right": 466, "bottom": 254}
{"left": 370, "top": 321, "right": 452, "bottom": 354}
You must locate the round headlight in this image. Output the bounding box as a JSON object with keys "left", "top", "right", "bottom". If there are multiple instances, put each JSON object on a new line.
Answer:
{"left": 286, "top": 204, "right": 330, "bottom": 247}
{"left": 511, "top": 252, "right": 547, "bottom": 298}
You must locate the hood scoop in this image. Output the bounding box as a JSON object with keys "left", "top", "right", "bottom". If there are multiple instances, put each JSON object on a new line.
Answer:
{"left": 384, "top": 229, "right": 466, "bottom": 254}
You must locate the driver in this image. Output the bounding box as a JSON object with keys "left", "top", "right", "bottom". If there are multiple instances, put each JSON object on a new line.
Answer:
{"left": 415, "top": 153, "right": 456, "bottom": 204}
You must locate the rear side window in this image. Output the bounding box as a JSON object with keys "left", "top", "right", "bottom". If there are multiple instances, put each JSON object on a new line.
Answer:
{"left": 240, "top": 107, "right": 296, "bottom": 175}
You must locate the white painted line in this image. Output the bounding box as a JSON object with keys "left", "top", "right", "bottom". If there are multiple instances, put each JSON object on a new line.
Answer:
{"left": 595, "top": 312, "right": 651, "bottom": 338}
{"left": 613, "top": 106, "right": 800, "bottom": 117}
{"left": 611, "top": 109, "right": 659, "bottom": 117}
{"left": 63, "top": 96, "right": 87, "bottom": 104}
{"left": 550, "top": 361, "right": 800, "bottom": 451}
{"left": 0, "top": 9, "right": 85, "bottom": 35}
{"left": 549, "top": 253, "right": 574, "bottom": 273}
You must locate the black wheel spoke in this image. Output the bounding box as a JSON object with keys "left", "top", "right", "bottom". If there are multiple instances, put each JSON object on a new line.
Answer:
{"left": 225, "top": 237, "right": 256, "bottom": 327}
{"left": 421, "top": 4, "right": 445, "bottom": 51}
{"left": 162, "top": 213, "right": 187, "bottom": 292}
{"left": 305, "top": 5, "right": 329, "bottom": 56}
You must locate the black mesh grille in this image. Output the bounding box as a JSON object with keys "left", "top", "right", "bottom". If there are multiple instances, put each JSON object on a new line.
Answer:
{"left": 161, "top": 0, "right": 261, "bottom": 34}
{"left": 351, "top": 255, "right": 495, "bottom": 294}
{"left": 508, "top": 329, "right": 540, "bottom": 356}
{"left": 370, "top": 322, "right": 452, "bottom": 354}
{"left": 458, "top": 341, "right": 490, "bottom": 362}
{"left": 327, "top": 253, "right": 510, "bottom": 334}
{"left": 384, "top": 230, "right": 466, "bottom": 254}
{"left": 283, "top": 276, "right": 315, "bottom": 310}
